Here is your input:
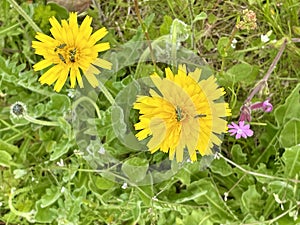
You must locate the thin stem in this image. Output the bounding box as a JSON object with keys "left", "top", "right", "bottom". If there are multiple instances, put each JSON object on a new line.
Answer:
{"left": 72, "top": 96, "right": 102, "bottom": 118}
{"left": 291, "top": 38, "right": 300, "bottom": 43}
{"left": 98, "top": 80, "right": 115, "bottom": 105}
{"left": 7, "top": 0, "right": 42, "bottom": 33}
{"left": 133, "top": 0, "right": 157, "bottom": 69}
{"left": 245, "top": 38, "right": 287, "bottom": 104}
{"left": 24, "top": 114, "right": 59, "bottom": 126}
{"left": 8, "top": 187, "right": 36, "bottom": 223}
{"left": 217, "top": 153, "right": 300, "bottom": 184}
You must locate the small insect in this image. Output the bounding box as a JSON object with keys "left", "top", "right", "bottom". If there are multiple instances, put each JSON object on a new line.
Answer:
{"left": 69, "top": 48, "right": 77, "bottom": 62}
{"left": 58, "top": 53, "right": 66, "bottom": 63}
{"left": 194, "top": 114, "right": 207, "bottom": 119}
{"left": 175, "top": 106, "right": 183, "bottom": 122}
{"left": 54, "top": 43, "right": 66, "bottom": 52}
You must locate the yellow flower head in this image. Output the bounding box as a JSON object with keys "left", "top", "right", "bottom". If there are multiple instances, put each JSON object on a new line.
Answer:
{"left": 133, "top": 65, "right": 231, "bottom": 162}
{"left": 32, "top": 12, "right": 112, "bottom": 92}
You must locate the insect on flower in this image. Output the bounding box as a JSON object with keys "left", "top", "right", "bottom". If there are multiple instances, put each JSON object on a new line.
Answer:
{"left": 58, "top": 53, "right": 66, "bottom": 63}
{"left": 32, "top": 12, "right": 112, "bottom": 92}
{"left": 69, "top": 48, "right": 77, "bottom": 63}
{"left": 54, "top": 43, "right": 67, "bottom": 52}
{"left": 133, "top": 65, "right": 231, "bottom": 162}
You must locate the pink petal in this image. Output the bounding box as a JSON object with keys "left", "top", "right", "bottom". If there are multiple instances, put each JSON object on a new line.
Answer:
{"left": 236, "top": 133, "right": 242, "bottom": 139}
{"left": 228, "top": 122, "right": 239, "bottom": 129}
{"left": 244, "top": 129, "right": 254, "bottom": 137}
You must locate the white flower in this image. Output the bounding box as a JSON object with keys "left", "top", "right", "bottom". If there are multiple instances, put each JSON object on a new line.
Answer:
{"left": 56, "top": 159, "right": 64, "bottom": 167}
{"left": 261, "top": 34, "right": 270, "bottom": 43}
{"left": 98, "top": 146, "right": 106, "bottom": 155}
{"left": 121, "top": 182, "right": 128, "bottom": 189}
{"left": 224, "top": 192, "right": 228, "bottom": 201}
{"left": 231, "top": 38, "right": 238, "bottom": 49}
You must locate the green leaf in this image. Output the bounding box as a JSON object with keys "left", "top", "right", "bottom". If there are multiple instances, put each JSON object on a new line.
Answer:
{"left": 35, "top": 200, "right": 57, "bottom": 223}
{"left": 231, "top": 144, "right": 247, "bottom": 164}
{"left": 122, "top": 157, "right": 149, "bottom": 183}
{"left": 210, "top": 158, "right": 233, "bottom": 176}
{"left": 46, "top": 94, "right": 71, "bottom": 119}
{"left": 49, "top": 137, "right": 72, "bottom": 161}
{"left": 0, "top": 140, "right": 18, "bottom": 154}
{"left": 267, "top": 181, "right": 294, "bottom": 199}
{"left": 279, "top": 119, "right": 300, "bottom": 147}
{"left": 13, "top": 169, "right": 27, "bottom": 179}
{"left": 226, "top": 63, "right": 259, "bottom": 83}
{"left": 171, "top": 19, "right": 190, "bottom": 42}
{"left": 282, "top": 145, "right": 300, "bottom": 178}
{"left": 217, "top": 37, "right": 230, "bottom": 57}
{"left": 94, "top": 176, "right": 116, "bottom": 190}
{"left": 191, "top": 178, "right": 235, "bottom": 221}
{"left": 57, "top": 117, "right": 72, "bottom": 138}
{"left": 251, "top": 122, "right": 279, "bottom": 166}
{"left": 274, "top": 83, "right": 300, "bottom": 126}
{"left": 160, "top": 15, "right": 173, "bottom": 35}
{"left": 241, "top": 185, "right": 263, "bottom": 218}
{"left": 47, "top": 2, "right": 68, "bottom": 19}
{"left": 40, "top": 186, "right": 62, "bottom": 208}
{"left": 0, "top": 150, "right": 12, "bottom": 167}
{"left": 192, "top": 12, "right": 207, "bottom": 24}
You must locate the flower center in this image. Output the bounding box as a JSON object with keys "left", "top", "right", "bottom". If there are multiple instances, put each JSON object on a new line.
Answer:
{"left": 237, "top": 128, "right": 243, "bottom": 134}
{"left": 175, "top": 106, "right": 187, "bottom": 122}
{"left": 54, "top": 44, "right": 77, "bottom": 64}
{"left": 68, "top": 48, "right": 77, "bottom": 62}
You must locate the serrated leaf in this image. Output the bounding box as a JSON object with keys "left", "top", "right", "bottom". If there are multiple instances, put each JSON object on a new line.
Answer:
{"left": 46, "top": 94, "right": 71, "bottom": 118}
{"left": 35, "top": 199, "right": 57, "bottom": 223}
{"left": 40, "top": 186, "right": 62, "bottom": 208}
{"left": 210, "top": 157, "right": 233, "bottom": 176}
{"left": 241, "top": 185, "right": 263, "bottom": 218}
{"left": 160, "top": 15, "right": 173, "bottom": 35}
{"left": 282, "top": 145, "right": 300, "bottom": 178}
{"left": 49, "top": 137, "right": 72, "bottom": 161}
{"left": 231, "top": 144, "right": 247, "bottom": 164}
{"left": 279, "top": 119, "right": 300, "bottom": 147}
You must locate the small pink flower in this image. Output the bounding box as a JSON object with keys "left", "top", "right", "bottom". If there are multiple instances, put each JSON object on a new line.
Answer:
{"left": 228, "top": 121, "right": 254, "bottom": 139}
{"left": 262, "top": 100, "right": 273, "bottom": 112}
{"left": 250, "top": 99, "right": 273, "bottom": 113}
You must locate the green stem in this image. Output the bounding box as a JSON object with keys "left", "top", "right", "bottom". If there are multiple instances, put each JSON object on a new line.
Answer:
{"left": 134, "top": 0, "right": 157, "bottom": 70}
{"left": 9, "top": 187, "right": 36, "bottom": 223}
{"left": 7, "top": 0, "right": 42, "bottom": 33}
{"left": 72, "top": 96, "right": 102, "bottom": 118}
{"left": 218, "top": 153, "right": 300, "bottom": 184}
{"left": 98, "top": 80, "right": 115, "bottom": 105}
{"left": 24, "top": 114, "right": 59, "bottom": 126}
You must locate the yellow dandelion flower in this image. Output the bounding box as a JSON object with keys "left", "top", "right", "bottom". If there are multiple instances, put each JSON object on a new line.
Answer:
{"left": 133, "top": 65, "right": 231, "bottom": 162}
{"left": 32, "top": 12, "right": 112, "bottom": 92}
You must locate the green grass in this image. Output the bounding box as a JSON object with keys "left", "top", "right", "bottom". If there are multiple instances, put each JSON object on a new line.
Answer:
{"left": 0, "top": 0, "right": 300, "bottom": 224}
